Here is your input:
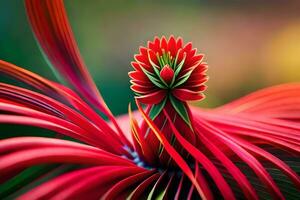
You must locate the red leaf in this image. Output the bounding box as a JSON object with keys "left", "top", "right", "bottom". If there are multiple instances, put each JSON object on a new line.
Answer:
{"left": 135, "top": 100, "right": 207, "bottom": 200}
{"left": 0, "top": 147, "right": 135, "bottom": 176}
{"left": 19, "top": 166, "right": 142, "bottom": 200}
{"left": 102, "top": 170, "right": 154, "bottom": 199}
{"left": 25, "top": 0, "right": 106, "bottom": 114}
{"left": 196, "top": 119, "right": 284, "bottom": 199}
{"left": 25, "top": 0, "right": 131, "bottom": 148}
{"left": 163, "top": 110, "right": 235, "bottom": 200}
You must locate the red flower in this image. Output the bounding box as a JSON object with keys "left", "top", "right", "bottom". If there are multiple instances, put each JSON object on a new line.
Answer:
{"left": 0, "top": 0, "right": 300, "bottom": 200}
{"left": 129, "top": 36, "right": 207, "bottom": 104}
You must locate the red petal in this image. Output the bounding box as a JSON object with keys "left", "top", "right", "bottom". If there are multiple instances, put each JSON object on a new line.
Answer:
{"left": 128, "top": 173, "right": 160, "bottom": 199}
{"left": 128, "top": 105, "right": 157, "bottom": 162}
{"left": 187, "top": 74, "right": 208, "bottom": 84}
{"left": 172, "top": 89, "right": 204, "bottom": 101}
{"left": 196, "top": 119, "right": 285, "bottom": 199}
{"left": 136, "top": 90, "right": 167, "bottom": 104}
{"left": 131, "top": 61, "right": 142, "bottom": 71}
{"left": 0, "top": 147, "right": 134, "bottom": 175}
{"left": 185, "top": 53, "right": 204, "bottom": 67}
{"left": 174, "top": 174, "right": 185, "bottom": 199}
{"left": 198, "top": 132, "right": 259, "bottom": 200}
{"left": 231, "top": 135, "right": 300, "bottom": 190}
{"left": 102, "top": 170, "right": 154, "bottom": 199}
{"left": 164, "top": 111, "right": 236, "bottom": 200}
{"left": 148, "top": 37, "right": 161, "bottom": 54}
{"left": 195, "top": 110, "right": 300, "bottom": 153}
{"left": 185, "top": 84, "right": 207, "bottom": 92}
{"left": 19, "top": 166, "right": 142, "bottom": 200}
{"left": 25, "top": 1, "right": 130, "bottom": 147}
{"left": 130, "top": 79, "right": 153, "bottom": 87}
{"left": 0, "top": 83, "right": 124, "bottom": 153}
{"left": 25, "top": 0, "right": 108, "bottom": 115}
{"left": 0, "top": 137, "right": 102, "bottom": 154}
{"left": 175, "top": 49, "right": 185, "bottom": 66}
{"left": 168, "top": 35, "right": 177, "bottom": 57}
{"left": 134, "top": 54, "right": 150, "bottom": 67}
{"left": 130, "top": 85, "right": 155, "bottom": 94}
{"left": 136, "top": 100, "right": 209, "bottom": 199}
{"left": 51, "top": 167, "right": 145, "bottom": 199}
{"left": 0, "top": 60, "right": 64, "bottom": 98}
{"left": 176, "top": 37, "right": 183, "bottom": 49}
{"left": 160, "top": 36, "right": 168, "bottom": 51}
{"left": 186, "top": 161, "right": 214, "bottom": 200}
{"left": 217, "top": 83, "right": 300, "bottom": 118}
{"left": 148, "top": 49, "right": 159, "bottom": 66}
{"left": 183, "top": 42, "right": 192, "bottom": 52}
{"left": 128, "top": 71, "right": 149, "bottom": 82}
{"left": 193, "top": 63, "right": 208, "bottom": 74}
{"left": 0, "top": 61, "right": 130, "bottom": 149}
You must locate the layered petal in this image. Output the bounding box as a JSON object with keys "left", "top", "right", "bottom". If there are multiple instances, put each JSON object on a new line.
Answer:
{"left": 130, "top": 36, "right": 207, "bottom": 105}
{"left": 24, "top": 0, "right": 130, "bottom": 147}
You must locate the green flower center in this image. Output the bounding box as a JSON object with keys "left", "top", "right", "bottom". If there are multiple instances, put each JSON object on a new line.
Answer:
{"left": 141, "top": 50, "right": 193, "bottom": 90}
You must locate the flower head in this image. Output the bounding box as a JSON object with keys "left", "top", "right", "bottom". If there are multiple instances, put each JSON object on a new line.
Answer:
{"left": 129, "top": 36, "right": 208, "bottom": 105}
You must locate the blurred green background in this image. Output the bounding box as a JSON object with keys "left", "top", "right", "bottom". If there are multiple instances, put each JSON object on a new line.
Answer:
{"left": 1, "top": 0, "right": 300, "bottom": 115}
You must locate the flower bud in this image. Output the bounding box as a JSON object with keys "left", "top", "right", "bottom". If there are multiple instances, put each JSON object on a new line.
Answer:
{"left": 160, "top": 65, "right": 174, "bottom": 84}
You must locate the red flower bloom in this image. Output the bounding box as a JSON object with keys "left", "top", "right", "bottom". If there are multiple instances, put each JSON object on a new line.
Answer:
{"left": 0, "top": 0, "right": 300, "bottom": 199}
{"left": 129, "top": 36, "right": 208, "bottom": 104}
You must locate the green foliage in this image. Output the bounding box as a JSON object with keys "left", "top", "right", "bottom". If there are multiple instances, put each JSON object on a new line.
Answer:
{"left": 149, "top": 98, "right": 167, "bottom": 120}
{"left": 169, "top": 95, "right": 192, "bottom": 128}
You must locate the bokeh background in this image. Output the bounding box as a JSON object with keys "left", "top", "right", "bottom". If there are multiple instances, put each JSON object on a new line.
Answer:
{"left": 1, "top": 0, "right": 300, "bottom": 115}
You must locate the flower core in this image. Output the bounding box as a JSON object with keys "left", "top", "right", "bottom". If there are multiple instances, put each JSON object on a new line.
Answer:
{"left": 129, "top": 36, "right": 208, "bottom": 105}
